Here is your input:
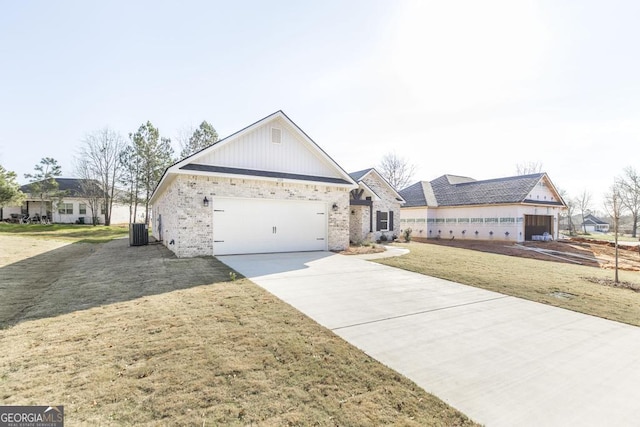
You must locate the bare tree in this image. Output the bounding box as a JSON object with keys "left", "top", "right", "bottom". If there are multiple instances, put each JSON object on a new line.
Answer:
{"left": 576, "top": 190, "right": 592, "bottom": 234}
{"left": 175, "top": 125, "right": 195, "bottom": 158}
{"left": 75, "top": 159, "right": 104, "bottom": 225}
{"left": 603, "top": 181, "right": 624, "bottom": 283}
{"left": 76, "top": 128, "right": 126, "bottom": 225}
{"left": 378, "top": 152, "right": 416, "bottom": 190}
{"left": 558, "top": 188, "right": 575, "bottom": 235}
{"left": 516, "top": 161, "right": 543, "bottom": 175}
{"left": 618, "top": 166, "right": 640, "bottom": 238}
{"left": 119, "top": 145, "right": 142, "bottom": 224}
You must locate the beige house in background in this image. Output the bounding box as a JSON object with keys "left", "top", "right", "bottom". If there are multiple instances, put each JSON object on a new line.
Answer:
{"left": 1, "top": 178, "right": 137, "bottom": 224}
{"left": 399, "top": 173, "right": 567, "bottom": 242}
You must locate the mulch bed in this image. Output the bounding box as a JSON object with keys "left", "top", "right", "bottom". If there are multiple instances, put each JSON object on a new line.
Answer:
{"left": 582, "top": 276, "right": 640, "bottom": 292}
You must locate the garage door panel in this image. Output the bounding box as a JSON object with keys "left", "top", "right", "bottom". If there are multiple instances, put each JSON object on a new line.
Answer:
{"left": 213, "top": 198, "right": 327, "bottom": 255}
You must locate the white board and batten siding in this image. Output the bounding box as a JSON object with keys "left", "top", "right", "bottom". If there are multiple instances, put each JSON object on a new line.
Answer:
{"left": 197, "top": 118, "right": 339, "bottom": 179}
{"left": 212, "top": 197, "right": 328, "bottom": 255}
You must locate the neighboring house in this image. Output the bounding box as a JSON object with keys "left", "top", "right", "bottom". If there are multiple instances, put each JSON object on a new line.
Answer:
{"left": 581, "top": 214, "right": 610, "bottom": 233}
{"left": 399, "top": 173, "right": 567, "bottom": 242}
{"left": 348, "top": 168, "right": 405, "bottom": 243}
{"left": 1, "top": 178, "right": 135, "bottom": 224}
{"left": 149, "top": 111, "right": 358, "bottom": 257}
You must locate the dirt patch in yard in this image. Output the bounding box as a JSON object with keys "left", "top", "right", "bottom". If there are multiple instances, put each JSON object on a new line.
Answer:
{"left": 421, "top": 237, "right": 640, "bottom": 271}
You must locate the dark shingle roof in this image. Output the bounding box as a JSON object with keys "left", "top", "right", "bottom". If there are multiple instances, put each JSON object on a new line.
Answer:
{"left": 181, "top": 164, "right": 353, "bottom": 185}
{"left": 583, "top": 214, "right": 609, "bottom": 225}
{"left": 399, "top": 181, "right": 428, "bottom": 207}
{"left": 20, "top": 178, "right": 94, "bottom": 196}
{"left": 400, "top": 173, "right": 564, "bottom": 207}
{"left": 349, "top": 169, "right": 372, "bottom": 181}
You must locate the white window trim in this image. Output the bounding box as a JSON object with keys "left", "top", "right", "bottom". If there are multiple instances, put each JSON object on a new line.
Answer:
{"left": 379, "top": 211, "right": 389, "bottom": 231}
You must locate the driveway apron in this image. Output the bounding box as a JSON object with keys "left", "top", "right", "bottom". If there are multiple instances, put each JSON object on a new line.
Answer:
{"left": 219, "top": 251, "right": 640, "bottom": 427}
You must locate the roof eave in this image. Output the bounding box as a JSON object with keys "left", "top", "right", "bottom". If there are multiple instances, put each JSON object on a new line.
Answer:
{"left": 174, "top": 167, "right": 357, "bottom": 189}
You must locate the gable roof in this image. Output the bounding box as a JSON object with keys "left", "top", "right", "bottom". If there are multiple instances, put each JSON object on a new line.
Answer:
{"left": 20, "top": 178, "right": 97, "bottom": 197}
{"left": 349, "top": 169, "right": 371, "bottom": 182}
{"left": 349, "top": 168, "right": 406, "bottom": 203}
{"left": 582, "top": 214, "right": 609, "bottom": 225}
{"left": 400, "top": 173, "right": 566, "bottom": 208}
{"left": 151, "top": 111, "right": 357, "bottom": 204}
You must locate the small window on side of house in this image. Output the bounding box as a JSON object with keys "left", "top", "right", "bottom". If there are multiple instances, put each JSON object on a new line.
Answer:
{"left": 79, "top": 204, "right": 87, "bottom": 215}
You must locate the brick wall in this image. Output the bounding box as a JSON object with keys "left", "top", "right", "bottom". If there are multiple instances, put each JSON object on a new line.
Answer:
{"left": 152, "top": 174, "right": 350, "bottom": 257}
{"left": 354, "top": 173, "right": 402, "bottom": 242}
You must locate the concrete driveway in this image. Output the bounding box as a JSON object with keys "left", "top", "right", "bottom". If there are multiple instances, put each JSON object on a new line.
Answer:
{"left": 219, "top": 251, "right": 640, "bottom": 427}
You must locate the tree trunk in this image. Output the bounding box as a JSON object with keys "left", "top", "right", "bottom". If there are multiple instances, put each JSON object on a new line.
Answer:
{"left": 104, "top": 194, "right": 111, "bottom": 226}
{"left": 614, "top": 222, "right": 619, "bottom": 283}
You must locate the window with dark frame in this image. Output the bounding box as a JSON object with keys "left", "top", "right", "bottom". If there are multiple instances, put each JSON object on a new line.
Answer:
{"left": 376, "top": 210, "right": 394, "bottom": 232}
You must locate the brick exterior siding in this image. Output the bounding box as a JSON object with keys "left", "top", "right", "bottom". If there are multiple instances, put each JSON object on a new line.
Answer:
{"left": 349, "top": 172, "right": 402, "bottom": 243}
{"left": 152, "top": 174, "right": 350, "bottom": 257}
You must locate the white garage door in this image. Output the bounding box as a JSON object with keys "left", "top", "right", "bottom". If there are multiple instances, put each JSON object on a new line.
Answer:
{"left": 212, "top": 197, "right": 328, "bottom": 255}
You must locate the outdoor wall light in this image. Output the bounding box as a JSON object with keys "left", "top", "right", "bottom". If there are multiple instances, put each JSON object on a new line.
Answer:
{"left": 203, "top": 196, "right": 209, "bottom": 207}
{"left": 332, "top": 203, "right": 338, "bottom": 211}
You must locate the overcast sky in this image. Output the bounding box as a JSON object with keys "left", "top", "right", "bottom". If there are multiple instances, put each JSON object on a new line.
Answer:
{"left": 2, "top": 0, "right": 639, "bottom": 209}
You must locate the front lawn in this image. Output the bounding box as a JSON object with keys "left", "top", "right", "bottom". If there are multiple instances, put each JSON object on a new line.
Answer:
{"left": 0, "top": 222, "right": 130, "bottom": 243}
{"left": 379, "top": 242, "right": 640, "bottom": 327}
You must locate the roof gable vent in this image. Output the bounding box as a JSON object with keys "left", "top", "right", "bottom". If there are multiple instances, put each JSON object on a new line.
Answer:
{"left": 271, "top": 127, "right": 282, "bottom": 144}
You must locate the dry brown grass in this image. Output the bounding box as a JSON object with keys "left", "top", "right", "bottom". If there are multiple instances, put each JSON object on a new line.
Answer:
{"left": 379, "top": 241, "right": 640, "bottom": 327}
{"left": 338, "top": 243, "right": 386, "bottom": 255}
{"left": 0, "top": 235, "right": 478, "bottom": 426}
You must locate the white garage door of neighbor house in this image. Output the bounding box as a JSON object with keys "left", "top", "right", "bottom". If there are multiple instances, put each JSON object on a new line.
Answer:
{"left": 212, "top": 198, "right": 328, "bottom": 255}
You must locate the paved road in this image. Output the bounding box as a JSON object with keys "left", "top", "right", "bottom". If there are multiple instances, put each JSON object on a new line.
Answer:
{"left": 220, "top": 251, "right": 640, "bottom": 427}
